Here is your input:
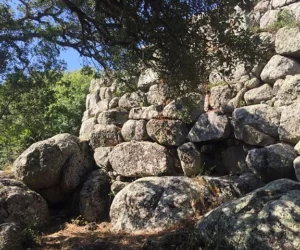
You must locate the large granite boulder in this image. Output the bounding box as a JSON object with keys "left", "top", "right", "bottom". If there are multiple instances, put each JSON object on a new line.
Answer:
{"left": 0, "top": 223, "right": 23, "bottom": 250}
{"left": 108, "top": 141, "right": 174, "bottom": 177}
{"left": 260, "top": 55, "right": 300, "bottom": 84}
{"left": 118, "top": 91, "right": 148, "bottom": 110}
{"left": 79, "top": 170, "right": 110, "bottom": 222}
{"left": 129, "top": 105, "right": 162, "bottom": 120}
{"left": 13, "top": 134, "right": 89, "bottom": 191}
{"left": 90, "top": 124, "right": 123, "bottom": 149}
{"left": 162, "top": 93, "right": 205, "bottom": 124}
{"left": 209, "top": 85, "right": 236, "bottom": 110}
{"left": 244, "top": 84, "right": 273, "bottom": 105}
{"left": 177, "top": 142, "right": 204, "bottom": 177}
{"left": 246, "top": 143, "right": 297, "bottom": 182}
{"left": 147, "top": 84, "right": 169, "bottom": 106}
{"left": 94, "top": 147, "right": 112, "bottom": 170}
{"left": 196, "top": 179, "right": 300, "bottom": 250}
{"left": 260, "top": 9, "right": 280, "bottom": 29}
{"left": 187, "top": 112, "right": 231, "bottom": 142}
{"left": 232, "top": 104, "right": 280, "bottom": 146}
{"left": 146, "top": 119, "right": 189, "bottom": 146}
{"left": 278, "top": 101, "right": 300, "bottom": 144}
{"left": 276, "top": 27, "right": 300, "bottom": 57}
{"left": 79, "top": 117, "right": 96, "bottom": 141}
{"left": 97, "top": 108, "right": 128, "bottom": 126}
{"left": 0, "top": 181, "right": 49, "bottom": 227}
{"left": 294, "top": 156, "right": 300, "bottom": 181}
{"left": 274, "top": 74, "right": 300, "bottom": 108}
{"left": 272, "top": 0, "right": 298, "bottom": 9}
{"left": 137, "top": 68, "right": 159, "bottom": 90}
{"left": 121, "top": 120, "right": 149, "bottom": 141}
{"left": 110, "top": 176, "right": 241, "bottom": 232}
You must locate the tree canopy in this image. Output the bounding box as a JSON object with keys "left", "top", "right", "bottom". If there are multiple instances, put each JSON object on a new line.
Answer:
{"left": 1, "top": 0, "right": 264, "bottom": 90}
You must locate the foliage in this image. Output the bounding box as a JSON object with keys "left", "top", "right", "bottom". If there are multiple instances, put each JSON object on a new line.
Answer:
{"left": 0, "top": 0, "right": 265, "bottom": 93}
{"left": 0, "top": 69, "right": 91, "bottom": 167}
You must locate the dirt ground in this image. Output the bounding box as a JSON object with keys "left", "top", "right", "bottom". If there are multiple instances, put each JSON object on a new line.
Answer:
{"left": 33, "top": 214, "right": 201, "bottom": 250}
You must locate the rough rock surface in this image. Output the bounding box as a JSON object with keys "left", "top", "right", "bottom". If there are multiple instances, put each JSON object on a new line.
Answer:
{"left": 260, "top": 9, "right": 280, "bottom": 29}
{"left": 137, "top": 68, "right": 159, "bottom": 90}
{"left": 146, "top": 119, "right": 189, "bottom": 146}
{"left": 295, "top": 141, "right": 300, "bottom": 154}
{"left": 209, "top": 85, "right": 236, "bottom": 110}
{"left": 278, "top": 101, "right": 300, "bottom": 144}
{"left": 294, "top": 156, "right": 300, "bottom": 181}
{"left": 196, "top": 179, "right": 300, "bottom": 250}
{"left": 177, "top": 142, "right": 203, "bottom": 177}
{"left": 0, "top": 184, "right": 49, "bottom": 227}
{"left": 260, "top": 55, "right": 300, "bottom": 84}
{"left": 276, "top": 27, "right": 300, "bottom": 57}
{"left": 221, "top": 145, "right": 248, "bottom": 175}
{"left": 147, "top": 84, "right": 169, "bottom": 106}
{"left": 94, "top": 147, "right": 113, "bottom": 169}
{"left": 79, "top": 170, "right": 110, "bottom": 222}
{"left": 97, "top": 109, "right": 128, "bottom": 126}
{"left": 90, "top": 124, "right": 123, "bottom": 149}
{"left": 246, "top": 143, "right": 297, "bottom": 182}
{"left": 274, "top": 74, "right": 300, "bottom": 108}
{"left": 162, "top": 93, "right": 205, "bottom": 124}
{"left": 0, "top": 223, "right": 23, "bottom": 250}
{"left": 118, "top": 92, "right": 147, "bottom": 110}
{"left": 108, "top": 141, "right": 173, "bottom": 177}
{"left": 187, "top": 112, "right": 231, "bottom": 142}
{"left": 235, "top": 173, "right": 265, "bottom": 194}
{"left": 13, "top": 134, "right": 84, "bottom": 190}
{"left": 121, "top": 120, "right": 149, "bottom": 141}
{"left": 232, "top": 104, "right": 280, "bottom": 146}
{"left": 111, "top": 181, "right": 129, "bottom": 195}
{"left": 79, "top": 118, "right": 96, "bottom": 141}
{"left": 110, "top": 176, "right": 240, "bottom": 232}
{"left": 129, "top": 105, "right": 162, "bottom": 120}
{"left": 244, "top": 84, "right": 273, "bottom": 105}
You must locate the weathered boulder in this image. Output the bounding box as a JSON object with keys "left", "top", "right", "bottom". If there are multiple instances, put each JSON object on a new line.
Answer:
{"left": 108, "top": 141, "right": 173, "bottom": 177}
{"left": 272, "top": 0, "right": 298, "bottom": 9}
{"left": 79, "top": 170, "right": 110, "bottom": 222}
{"left": 295, "top": 140, "right": 300, "bottom": 154}
{"left": 209, "top": 85, "right": 236, "bottom": 110}
{"left": 235, "top": 173, "right": 265, "bottom": 194}
{"left": 177, "top": 142, "right": 203, "bottom": 177}
{"left": 278, "top": 101, "right": 300, "bottom": 144}
{"left": 196, "top": 179, "right": 300, "bottom": 250}
{"left": 121, "top": 120, "right": 149, "bottom": 141}
{"left": 276, "top": 27, "right": 300, "bottom": 57}
{"left": 294, "top": 156, "right": 300, "bottom": 181}
{"left": 111, "top": 181, "right": 129, "bottom": 195}
{"left": 79, "top": 118, "right": 96, "bottom": 141}
{"left": 273, "top": 78, "right": 284, "bottom": 95}
{"left": 90, "top": 124, "right": 123, "bottom": 149}
{"left": 246, "top": 143, "right": 297, "bottom": 182}
{"left": 260, "top": 9, "right": 280, "bottom": 29}
{"left": 137, "top": 68, "right": 159, "bottom": 90}
{"left": 129, "top": 105, "right": 162, "bottom": 120}
{"left": 232, "top": 104, "right": 280, "bottom": 146}
{"left": 86, "top": 90, "right": 100, "bottom": 116}
{"left": 0, "top": 223, "right": 23, "bottom": 250}
{"left": 274, "top": 74, "right": 300, "bottom": 108}
{"left": 162, "top": 93, "right": 205, "bottom": 124}
{"left": 97, "top": 108, "right": 128, "bottom": 126}
{"left": 118, "top": 92, "right": 147, "bottom": 110}
{"left": 147, "top": 84, "right": 169, "bottom": 106}
{"left": 110, "top": 176, "right": 240, "bottom": 232}
{"left": 13, "top": 134, "right": 83, "bottom": 190}
{"left": 146, "top": 119, "right": 189, "bottom": 146}
{"left": 108, "top": 97, "right": 119, "bottom": 109}
{"left": 0, "top": 184, "right": 49, "bottom": 227}
{"left": 94, "top": 147, "right": 113, "bottom": 169}
{"left": 260, "top": 55, "right": 300, "bottom": 84}
{"left": 244, "top": 77, "right": 261, "bottom": 90}
{"left": 244, "top": 84, "right": 273, "bottom": 105}
{"left": 187, "top": 112, "right": 231, "bottom": 142}
{"left": 221, "top": 145, "right": 248, "bottom": 175}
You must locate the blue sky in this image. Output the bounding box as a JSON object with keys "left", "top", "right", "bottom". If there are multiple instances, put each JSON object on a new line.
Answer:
{"left": 59, "top": 48, "right": 86, "bottom": 71}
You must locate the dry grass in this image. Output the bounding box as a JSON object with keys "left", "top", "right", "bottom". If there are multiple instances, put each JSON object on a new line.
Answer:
{"left": 33, "top": 218, "right": 200, "bottom": 250}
